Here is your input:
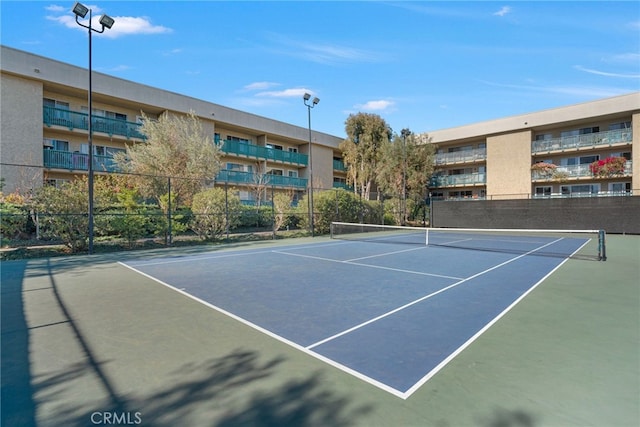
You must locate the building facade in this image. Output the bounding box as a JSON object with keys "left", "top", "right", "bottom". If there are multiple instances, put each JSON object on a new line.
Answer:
{"left": 0, "top": 46, "right": 347, "bottom": 202}
{"left": 426, "top": 92, "right": 639, "bottom": 200}
{"left": 2, "top": 46, "right": 639, "bottom": 206}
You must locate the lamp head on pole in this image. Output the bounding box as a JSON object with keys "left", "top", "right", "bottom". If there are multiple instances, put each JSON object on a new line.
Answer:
{"left": 312, "top": 97, "right": 320, "bottom": 106}
{"left": 99, "top": 14, "right": 115, "bottom": 29}
{"left": 303, "top": 93, "right": 311, "bottom": 102}
{"left": 72, "top": 2, "right": 89, "bottom": 18}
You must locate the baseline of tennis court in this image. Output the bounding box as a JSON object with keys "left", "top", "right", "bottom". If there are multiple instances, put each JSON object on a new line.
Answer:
{"left": 120, "top": 233, "right": 590, "bottom": 399}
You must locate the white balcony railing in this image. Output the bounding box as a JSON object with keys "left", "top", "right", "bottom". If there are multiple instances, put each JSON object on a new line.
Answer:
{"left": 531, "top": 161, "right": 632, "bottom": 181}
{"left": 531, "top": 129, "right": 632, "bottom": 153}
{"left": 435, "top": 148, "right": 487, "bottom": 165}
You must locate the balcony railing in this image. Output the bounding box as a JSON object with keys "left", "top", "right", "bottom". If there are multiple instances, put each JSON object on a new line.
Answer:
{"left": 43, "top": 149, "right": 121, "bottom": 172}
{"left": 216, "top": 170, "right": 308, "bottom": 189}
{"left": 531, "top": 161, "right": 633, "bottom": 181}
{"left": 218, "top": 140, "right": 308, "bottom": 166}
{"left": 43, "top": 106, "right": 145, "bottom": 139}
{"left": 435, "top": 148, "right": 487, "bottom": 165}
{"left": 333, "top": 159, "right": 347, "bottom": 171}
{"left": 531, "top": 129, "right": 632, "bottom": 153}
{"left": 429, "top": 173, "right": 486, "bottom": 188}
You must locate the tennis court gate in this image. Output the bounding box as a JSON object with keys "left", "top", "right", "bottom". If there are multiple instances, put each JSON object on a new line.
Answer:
{"left": 431, "top": 196, "right": 640, "bottom": 234}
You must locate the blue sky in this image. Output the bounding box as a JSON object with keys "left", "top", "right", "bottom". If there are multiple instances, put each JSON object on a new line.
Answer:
{"left": 2, "top": 1, "right": 639, "bottom": 137}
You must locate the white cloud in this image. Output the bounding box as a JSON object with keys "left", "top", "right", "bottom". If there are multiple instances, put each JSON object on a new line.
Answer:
{"left": 356, "top": 100, "right": 396, "bottom": 112}
{"left": 493, "top": 6, "right": 512, "bottom": 17}
{"left": 256, "top": 88, "right": 314, "bottom": 98}
{"left": 264, "top": 33, "right": 384, "bottom": 65}
{"left": 243, "top": 82, "right": 281, "bottom": 91}
{"left": 574, "top": 65, "right": 640, "bottom": 79}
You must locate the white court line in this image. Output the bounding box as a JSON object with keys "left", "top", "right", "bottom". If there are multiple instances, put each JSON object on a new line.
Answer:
{"left": 128, "top": 241, "right": 349, "bottom": 267}
{"left": 117, "top": 260, "right": 409, "bottom": 399}
{"left": 403, "top": 237, "right": 591, "bottom": 399}
{"left": 273, "top": 250, "right": 464, "bottom": 280}
{"left": 119, "top": 235, "right": 579, "bottom": 400}
{"left": 306, "top": 237, "right": 565, "bottom": 351}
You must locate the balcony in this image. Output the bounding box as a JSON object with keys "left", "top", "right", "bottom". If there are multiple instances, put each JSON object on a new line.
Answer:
{"left": 429, "top": 173, "right": 486, "bottom": 188}
{"left": 215, "top": 170, "right": 308, "bottom": 189}
{"left": 333, "top": 159, "right": 347, "bottom": 171}
{"left": 43, "top": 106, "right": 145, "bottom": 139}
{"left": 531, "top": 129, "right": 632, "bottom": 154}
{"left": 218, "top": 140, "right": 308, "bottom": 166}
{"left": 43, "top": 149, "right": 121, "bottom": 172}
{"left": 532, "top": 161, "right": 633, "bottom": 181}
{"left": 435, "top": 148, "right": 487, "bottom": 165}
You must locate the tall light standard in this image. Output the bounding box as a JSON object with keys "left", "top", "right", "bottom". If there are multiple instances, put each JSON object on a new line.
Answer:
{"left": 72, "top": 2, "right": 114, "bottom": 254}
{"left": 303, "top": 93, "right": 319, "bottom": 237}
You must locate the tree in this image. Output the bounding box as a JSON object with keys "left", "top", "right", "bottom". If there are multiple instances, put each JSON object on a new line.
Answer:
{"left": 31, "top": 178, "right": 90, "bottom": 252}
{"left": 191, "top": 187, "right": 242, "bottom": 241}
{"left": 340, "top": 113, "right": 392, "bottom": 200}
{"left": 376, "top": 130, "right": 435, "bottom": 224}
{"left": 114, "top": 111, "right": 222, "bottom": 209}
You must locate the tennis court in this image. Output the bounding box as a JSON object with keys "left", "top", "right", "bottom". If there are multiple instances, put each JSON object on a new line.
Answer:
{"left": 120, "top": 224, "right": 602, "bottom": 399}
{"left": 3, "top": 226, "right": 638, "bottom": 426}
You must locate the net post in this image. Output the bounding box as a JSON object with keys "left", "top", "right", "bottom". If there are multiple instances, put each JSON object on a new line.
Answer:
{"left": 425, "top": 228, "right": 429, "bottom": 246}
{"left": 598, "top": 229, "right": 607, "bottom": 261}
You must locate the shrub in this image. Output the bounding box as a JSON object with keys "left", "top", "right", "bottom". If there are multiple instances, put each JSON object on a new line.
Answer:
{"left": 191, "top": 188, "right": 242, "bottom": 240}
{"left": 31, "top": 179, "right": 89, "bottom": 252}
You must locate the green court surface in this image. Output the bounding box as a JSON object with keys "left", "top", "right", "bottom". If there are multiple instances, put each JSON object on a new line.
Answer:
{"left": 1, "top": 235, "right": 638, "bottom": 427}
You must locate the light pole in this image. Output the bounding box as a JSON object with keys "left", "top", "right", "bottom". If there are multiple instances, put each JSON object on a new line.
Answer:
{"left": 72, "top": 2, "right": 114, "bottom": 254}
{"left": 303, "top": 93, "right": 319, "bottom": 237}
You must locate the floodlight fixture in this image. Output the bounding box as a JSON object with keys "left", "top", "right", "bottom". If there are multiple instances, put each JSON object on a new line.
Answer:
{"left": 303, "top": 93, "right": 311, "bottom": 101}
{"left": 72, "top": 2, "right": 89, "bottom": 18}
{"left": 312, "top": 97, "right": 320, "bottom": 105}
{"left": 99, "top": 14, "right": 115, "bottom": 29}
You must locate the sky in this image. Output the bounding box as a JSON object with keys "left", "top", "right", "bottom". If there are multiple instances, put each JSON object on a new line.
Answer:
{"left": 1, "top": 1, "right": 639, "bottom": 138}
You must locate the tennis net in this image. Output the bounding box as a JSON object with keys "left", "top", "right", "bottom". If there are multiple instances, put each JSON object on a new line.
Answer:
{"left": 330, "top": 222, "right": 607, "bottom": 261}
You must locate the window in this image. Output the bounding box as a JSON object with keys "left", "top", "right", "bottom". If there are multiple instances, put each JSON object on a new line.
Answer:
{"left": 227, "top": 135, "right": 250, "bottom": 143}
{"left": 267, "top": 144, "right": 283, "bottom": 150}
{"left": 561, "top": 126, "right": 599, "bottom": 138}
{"left": 609, "top": 182, "right": 631, "bottom": 194}
{"left": 561, "top": 184, "right": 599, "bottom": 196}
{"left": 608, "top": 122, "right": 631, "bottom": 131}
{"left": 43, "top": 139, "right": 69, "bottom": 151}
{"left": 268, "top": 169, "right": 283, "bottom": 176}
{"left": 535, "top": 134, "right": 552, "bottom": 141}
{"left": 289, "top": 147, "right": 298, "bottom": 153}
{"left": 561, "top": 155, "right": 599, "bottom": 166}
{"left": 535, "top": 186, "right": 552, "bottom": 197}
{"left": 226, "top": 163, "right": 251, "bottom": 172}
{"left": 45, "top": 179, "right": 69, "bottom": 188}
{"left": 448, "top": 146, "right": 473, "bottom": 153}
{"left": 80, "top": 144, "right": 125, "bottom": 157}
{"left": 288, "top": 171, "right": 298, "bottom": 178}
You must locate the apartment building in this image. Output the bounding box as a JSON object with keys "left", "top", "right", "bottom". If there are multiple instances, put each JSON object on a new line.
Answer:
{"left": 426, "top": 92, "right": 640, "bottom": 200}
{"left": 0, "top": 46, "right": 347, "bottom": 202}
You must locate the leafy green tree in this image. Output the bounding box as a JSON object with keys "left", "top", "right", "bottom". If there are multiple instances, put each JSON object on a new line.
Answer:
{"left": 191, "top": 187, "right": 242, "bottom": 241}
{"left": 376, "top": 129, "right": 435, "bottom": 224}
{"left": 340, "top": 113, "right": 392, "bottom": 200}
{"left": 114, "top": 111, "right": 222, "bottom": 209}
{"left": 272, "top": 191, "right": 293, "bottom": 232}
{"left": 31, "top": 178, "right": 90, "bottom": 252}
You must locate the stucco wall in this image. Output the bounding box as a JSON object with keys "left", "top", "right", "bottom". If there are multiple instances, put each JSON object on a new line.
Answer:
{"left": 486, "top": 130, "right": 532, "bottom": 198}
{"left": 0, "top": 74, "right": 43, "bottom": 193}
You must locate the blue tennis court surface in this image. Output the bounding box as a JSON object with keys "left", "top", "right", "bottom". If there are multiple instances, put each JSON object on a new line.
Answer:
{"left": 121, "top": 233, "right": 591, "bottom": 399}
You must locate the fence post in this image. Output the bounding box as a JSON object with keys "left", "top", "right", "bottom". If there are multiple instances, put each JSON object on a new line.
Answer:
{"left": 167, "top": 176, "right": 172, "bottom": 245}
{"left": 224, "top": 181, "right": 229, "bottom": 242}
{"left": 271, "top": 184, "right": 276, "bottom": 240}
